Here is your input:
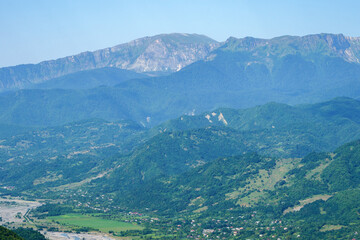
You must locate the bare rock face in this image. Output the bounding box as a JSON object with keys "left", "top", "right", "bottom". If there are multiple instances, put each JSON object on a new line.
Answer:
{"left": 107, "top": 34, "right": 220, "bottom": 73}
{"left": 0, "top": 33, "right": 220, "bottom": 90}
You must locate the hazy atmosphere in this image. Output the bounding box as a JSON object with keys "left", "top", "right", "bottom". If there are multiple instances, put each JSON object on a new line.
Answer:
{"left": 1, "top": 0, "right": 360, "bottom": 67}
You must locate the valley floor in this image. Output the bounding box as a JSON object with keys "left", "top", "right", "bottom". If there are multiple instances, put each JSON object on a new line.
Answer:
{"left": 0, "top": 197, "right": 42, "bottom": 226}
{"left": 41, "top": 231, "right": 116, "bottom": 240}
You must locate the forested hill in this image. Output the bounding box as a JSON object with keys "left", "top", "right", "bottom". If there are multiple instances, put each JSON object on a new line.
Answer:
{"left": 1, "top": 97, "right": 360, "bottom": 239}
{"left": 80, "top": 139, "right": 360, "bottom": 239}
{"left": 0, "top": 226, "right": 22, "bottom": 240}
{"left": 2, "top": 97, "right": 360, "bottom": 194}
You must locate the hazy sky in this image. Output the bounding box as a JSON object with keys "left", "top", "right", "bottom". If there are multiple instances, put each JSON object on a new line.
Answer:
{"left": 1, "top": 0, "right": 360, "bottom": 67}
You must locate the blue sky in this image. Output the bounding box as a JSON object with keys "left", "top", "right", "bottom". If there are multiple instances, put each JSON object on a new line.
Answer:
{"left": 1, "top": 0, "right": 360, "bottom": 67}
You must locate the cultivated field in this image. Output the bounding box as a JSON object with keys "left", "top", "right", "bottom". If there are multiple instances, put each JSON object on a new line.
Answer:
{"left": 47, "top": 214, "right": 144, "bottom": 232}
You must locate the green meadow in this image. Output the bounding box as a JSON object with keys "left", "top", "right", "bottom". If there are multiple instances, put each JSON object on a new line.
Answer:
{"left": 48, "top": 214, "right": 144, "bottom": 232}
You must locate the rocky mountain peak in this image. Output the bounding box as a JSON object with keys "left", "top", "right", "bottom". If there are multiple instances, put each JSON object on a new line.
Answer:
{"left": 125, "top": 34, "right": 220, "bottom": 73}
{"left": 0, "top": 33, "right": 220, "bottom": 90}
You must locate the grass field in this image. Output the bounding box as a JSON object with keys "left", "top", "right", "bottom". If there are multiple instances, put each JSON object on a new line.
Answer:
{"left": 283, "top": 194, "right": 333, "bottom": 214}
{"left": 320, "top": 224, "right": 344, "bottom": 232}
{"left": 47, "top": 213, "right": 144, "bottom": 232}
{"left": 227, "top": 158, "right": 301, "bottom": 207}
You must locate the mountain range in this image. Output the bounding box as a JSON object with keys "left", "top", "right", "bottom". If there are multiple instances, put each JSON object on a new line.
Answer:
{"left": 0, "top": 33, "right": 360, "bottom": 128}
{"left": 2, "top": 33, "right": 360, "bottom": 239}
{"left": 0, "top": 33, "right": 219, "bottom": 89}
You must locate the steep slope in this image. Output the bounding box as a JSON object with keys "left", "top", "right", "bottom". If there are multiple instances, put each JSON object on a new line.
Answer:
{"left": 55, "top": 98, "right": 360, "bottom": 211}
{"left": 154, "top": 97, "right": 360, "bottom": 153}
{"left": 187, "top": 33, "right": 360, "bottom": 103}
{"left": 0, "top": 226, "right": 23, "bottom": 240}
{"left": 0, "top": 123, "right": 32, "bottom": 138}
{"left": 0, "top": 33, "right": 219, "bottom": 90}
{"left": 31, "top": 67, "right": 146, "bottom": 89}
{"left": 0, "top": 119, "right": 146, "bottom": 191}
{"left": 14, "top": 228, "right": 46, "bottom": 240}
{"left": 0, "top": 87, "right": 148, "bottom": 127}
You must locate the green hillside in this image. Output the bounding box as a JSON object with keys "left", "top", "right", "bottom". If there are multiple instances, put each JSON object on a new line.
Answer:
{"left": 109, "top": 141, "right": 360, "bottom": 238}
{"left": 0, "top": 118, "right": 146, "bottom": 191}
{"left": 2, "top": 98, "right": 360, "bottom": 197}
{"left": 32, "top": 67, "right": 146, "bottom": 89}
{"left": 44, "top": 138, "right": 360, "bottom": 239}
{"left": 0, "top": 226, "right": 22, "bottom": 240}
{"left": 1, "top": 98, "right": 360, "bottom": 239}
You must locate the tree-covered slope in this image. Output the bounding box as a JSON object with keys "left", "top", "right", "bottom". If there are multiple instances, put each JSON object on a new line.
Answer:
{"left": 31, "top": 67, "right": 146, "bottom": 89}
{"left": 0, "top": 226, "right": 22, "bottom": 240}
{"left": 0, "top": 87, "right": 151, "bottom": 127}
{"left": 40, "top": 139, "right": 360, "bottom": 239}
{"left": 95, "top": 139, "right": 360, "bottom": 225}
{"left": 0, "top": 118, "right": 146, "bottom": 191}
{"left": 154, "top": 97, "right": 360, "bottom": 154}
{"left": 64, "top": 98, "right": 360, "bottom": 219}
{"left": 2, "top": 98, "right": 360, "bottom": 197}
{"left": 14, "top": 228, "right": 46, "bottom": 240}
{"left": 1, "top": 98, "right": 360, "bottom": 238}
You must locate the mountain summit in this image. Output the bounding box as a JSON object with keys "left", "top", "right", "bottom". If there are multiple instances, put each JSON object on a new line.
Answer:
{"left": 0, "top": 33, "right": 219, "bottom": 89}
{"left": 220, "top": 33, "right": 360, "bottom": 63}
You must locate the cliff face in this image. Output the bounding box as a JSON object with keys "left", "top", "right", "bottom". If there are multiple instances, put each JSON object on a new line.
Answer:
{"left": 108, "top": 34, "right": 220, "bottom": 73}
{"left": 0, "top": 33, "right": 220, "bottom": 89}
